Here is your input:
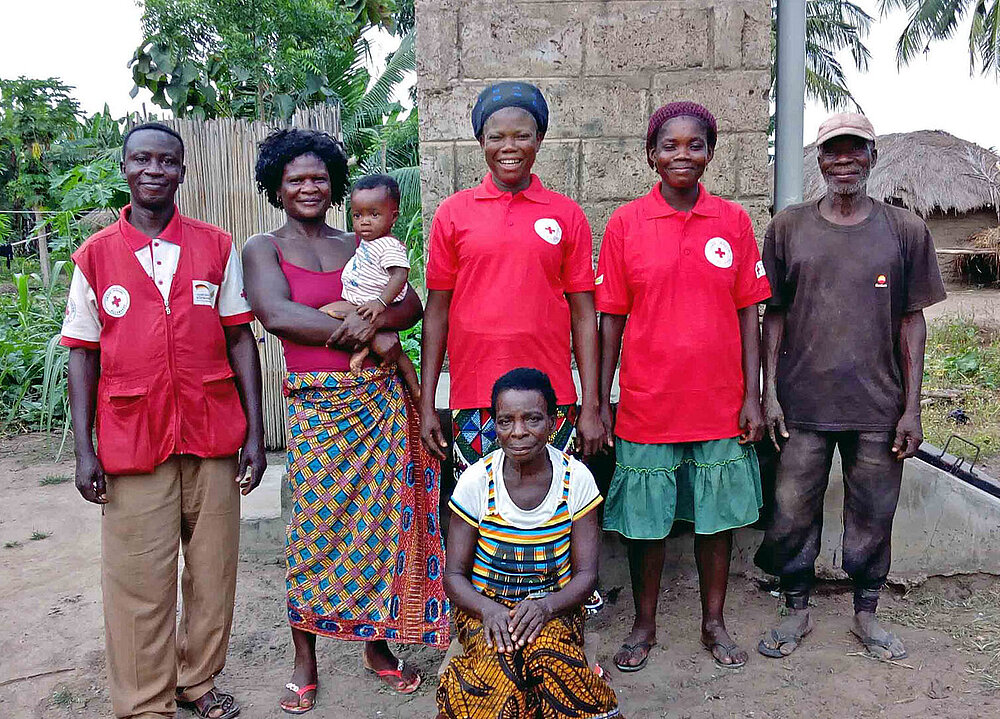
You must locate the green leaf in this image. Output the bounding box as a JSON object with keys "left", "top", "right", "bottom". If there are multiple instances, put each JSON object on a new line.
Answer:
{"left": 956, "top": 350, "right": 981, "bottom": 373}
{"left": 274, "top": 93, "right": 296, "bottom": 119}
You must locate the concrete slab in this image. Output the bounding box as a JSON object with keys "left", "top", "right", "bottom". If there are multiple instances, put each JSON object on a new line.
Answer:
{"left": 729, "top": 450, "right": 1000, "bottom": 584}
{"left": 239, "top": 453, "right": 285, "bottom": 521}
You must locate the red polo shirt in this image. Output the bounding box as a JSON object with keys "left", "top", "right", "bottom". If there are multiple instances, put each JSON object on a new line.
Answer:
{"left": 427, "top": 174, "right": 595, "bottom": 409}
{"left": 595, "top": 184, "right": 771, "bottom": 443}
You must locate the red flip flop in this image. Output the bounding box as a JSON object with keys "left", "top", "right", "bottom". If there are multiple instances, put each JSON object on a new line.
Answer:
{"left": 364, "top": 658, "right": 422, "bottom": 694}
{"left": 280, "top": 682, "right": 317, "bottom": 715}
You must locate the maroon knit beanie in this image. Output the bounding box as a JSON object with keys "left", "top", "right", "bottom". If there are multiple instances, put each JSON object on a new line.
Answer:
{"left": 646, "top": 102, "right": 718, "bottom": 166}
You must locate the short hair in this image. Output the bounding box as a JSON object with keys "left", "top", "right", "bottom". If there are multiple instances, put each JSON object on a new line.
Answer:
{"left": 352, "top": 173, "right": 400, "bottom": 205}
{"left": 490, "top": 368, "right": 557, "bottom": 418}
{"left": 122, "top": 122, "right": 185, "bottom": 158}
{"left": 255, "top": 128, "right": 350, "bottom": 208}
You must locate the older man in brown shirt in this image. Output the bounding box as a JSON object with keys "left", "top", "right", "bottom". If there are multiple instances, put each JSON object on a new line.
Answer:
{"left": 755, "top": 113, "right": 946, "bottom": 661}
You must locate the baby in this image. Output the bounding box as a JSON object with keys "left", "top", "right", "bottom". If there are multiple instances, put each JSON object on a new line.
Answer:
{"left": 320, "top": 174, "right": 421, "bottom": 400}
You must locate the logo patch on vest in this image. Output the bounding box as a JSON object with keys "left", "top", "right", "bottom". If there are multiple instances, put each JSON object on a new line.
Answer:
{"left": 704, "top": 237, "right": 733, "bottom": 268}
{"left": 755, "top": 260, "right": 766, "bottom": 279}
{"left": 534, "top": 218, "right": 562, "bottom": 245}
{"left": 875, "top": 274, "right": 888, "bottom": 288}
{"left": 192, "top": 280, "right": 219, "bottom": 307}
{"left": 102, "top": 285, "right": 130, "bottom": 318}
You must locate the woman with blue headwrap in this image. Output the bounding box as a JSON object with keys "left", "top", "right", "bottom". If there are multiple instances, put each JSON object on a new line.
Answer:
{"left": 420, "top": 81, "right": 605, "bottom": 508}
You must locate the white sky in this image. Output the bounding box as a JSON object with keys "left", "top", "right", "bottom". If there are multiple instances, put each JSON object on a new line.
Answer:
{"left": 0, "top": 0, "right": 996, "bottom": 150}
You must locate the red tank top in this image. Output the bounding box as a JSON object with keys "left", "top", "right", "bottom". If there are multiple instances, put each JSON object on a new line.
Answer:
{"left": 274, "top": 241, "right": 370, "bottom": 373}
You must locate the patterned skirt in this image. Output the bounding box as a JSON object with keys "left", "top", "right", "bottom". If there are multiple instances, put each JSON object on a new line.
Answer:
{"left": 283, "top": 367, "right": 449, "bottom": 648}
{"left": 437, "top": 601, "right": 620, "bottom": 719}
{"left": 452, "top": 404, "right": 578, "bottom": 478}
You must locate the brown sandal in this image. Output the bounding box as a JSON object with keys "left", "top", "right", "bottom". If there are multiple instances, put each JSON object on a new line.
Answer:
{"left": 177, "top": 688, "right": 241, "bottom": 719}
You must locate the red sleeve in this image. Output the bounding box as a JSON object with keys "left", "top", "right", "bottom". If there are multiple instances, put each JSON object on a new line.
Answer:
{"left": 561, "top": 208, "right": 596, "bottom": 293}
{"left": 594, "top": 212, "right": 631, "bottom": 315}
{"left": 60, "top": 336, "right": 100, "bottom": 349}
{"left": 220, "top": 311, "right": 255, "bottom": 326}
{"left": 732, "top": 209, "right": 771, "bottom": 309}
{"left": 425, "top": 203, "right": 459, "bottom": 291}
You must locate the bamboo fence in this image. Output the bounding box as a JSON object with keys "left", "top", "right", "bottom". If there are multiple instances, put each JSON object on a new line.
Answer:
{"left": 162, "top": 107, "right": 342, "bottom": 449}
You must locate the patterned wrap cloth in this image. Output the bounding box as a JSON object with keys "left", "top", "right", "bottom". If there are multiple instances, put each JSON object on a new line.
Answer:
{"left": 437, "top": 603, "right": 620, "bottom": 719}
{"left": 283, "top": 367, "right": 449, "bottom": 648}
{"left": 452, "top": 404, "right": 578, "bottom": 477}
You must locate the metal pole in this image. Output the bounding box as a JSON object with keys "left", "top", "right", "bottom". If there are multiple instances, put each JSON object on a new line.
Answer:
{"left": 774, "top": 0, "right": 807, "bottom": 212}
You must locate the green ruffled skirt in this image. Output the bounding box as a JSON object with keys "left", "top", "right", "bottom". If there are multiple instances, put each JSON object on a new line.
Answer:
{"left": 603, "top": 437, "right": 762, "bottom": 539}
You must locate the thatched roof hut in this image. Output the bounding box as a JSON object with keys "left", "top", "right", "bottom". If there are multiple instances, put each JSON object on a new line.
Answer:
{"left": 803, "top": 130, "right": 999, "bottom": 217}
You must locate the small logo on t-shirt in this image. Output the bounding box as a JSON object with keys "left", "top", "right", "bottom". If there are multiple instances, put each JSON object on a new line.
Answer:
{"left": 875, "top": 274, "right": 888, "bottom": 288}
{"left": 595, "top": 274, "right": 604, "bottom": 286}
{"left": 755, "top": 260, "right": 766, "bottom": 279}
{"left": 102, "top": 285, "right": 130, "bottom": 318}
{"left": 534, "top": 218, "right": 562, "bottom": 245}
{"left": 192, "top": 280, "right": 219, "bottom": 307}
{"left": 705, "top": 237, "right": 733, "bottom": 268}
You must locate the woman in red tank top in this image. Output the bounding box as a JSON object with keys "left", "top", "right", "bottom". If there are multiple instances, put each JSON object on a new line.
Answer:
{"left": 241, "top": 129, "right": 449, "bottom": 714}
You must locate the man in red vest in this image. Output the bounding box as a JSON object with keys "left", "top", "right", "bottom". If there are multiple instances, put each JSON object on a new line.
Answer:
{"left": 61, "top": 122, "right": 266, "bottom": 719}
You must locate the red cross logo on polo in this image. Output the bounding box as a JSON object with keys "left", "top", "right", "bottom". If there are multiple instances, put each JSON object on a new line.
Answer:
{"left": 533, "top": 218, "right": 562, "bottom": 245}
{"left": 704, "top": 237, "right": 733, "bottom": 268}
{"left": 101, "top": 285, "right": 131, "bottom": 318}
{"left": 875, "top": 274, "right": 888, "bottom": 288}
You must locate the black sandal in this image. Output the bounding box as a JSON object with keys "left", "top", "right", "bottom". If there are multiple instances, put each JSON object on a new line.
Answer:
{"left": 613, "top": 641, "right": 653, "bottom": 673}
{"left": 177, "top": 688, "right": 241, "bottom": 719}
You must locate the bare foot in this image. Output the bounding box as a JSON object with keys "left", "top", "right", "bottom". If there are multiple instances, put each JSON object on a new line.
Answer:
{"left": 363, "top": 640, "right": 420, "bottom": 692}
{"left": 758, "top": 608, "right": 814, "bottom": 657}
{"left": 279, "top": 661, "right": 317, "bottom": 713}
{"left": 702, "top": 619, "right": 747, "bottom": 667}
{"left": 852, "top": 611, "right": 907, "bottom": 660}
{"left": 613, "top": 626, "right": 656, "bottom": 671}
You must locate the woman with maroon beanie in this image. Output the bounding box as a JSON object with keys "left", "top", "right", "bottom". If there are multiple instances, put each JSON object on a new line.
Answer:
{"left": 596, "top": 102, "right": 771, "bottom": 672}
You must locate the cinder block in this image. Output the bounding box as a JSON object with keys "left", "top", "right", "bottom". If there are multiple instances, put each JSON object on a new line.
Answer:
{"left": 581, "top": 138, "right": 653, "bottom": 203}
{"left": 700, "top": 133, "right": 737, "bottom": 198}
{"left": 459, "top": 4, "right": 584, "bottom": 78}
{"left": 738, "top": 131, "right": 771, "bottom": 196}
{"left": 739, "top": 197, "right": 773, "bottom": 244}
{"left": 455, "top": 139, "right": 580, "bottom": 198}
{"left": 652, "top": 70, "right": 769, "bottom": 132}
{"left": 415, "top": 8, "right": 459, "bottom": 89}
{"left": 585, "top": 200, "right": 627, "bottom": 254}
{"left": 713, "top": 5, "right": 745, "bottom": 69}
{"left": 586, "top": 4, "right": 709, "bottom": 74}
{"left": 420, "top": 83, "right": 488, "bottom": 142}
{"left": 742, "top": 5, "right": 772, "bottom": 69}
{"left": 419, "top": 141, "right": 456, "bottom": 223}
{"left": 537, "top": 76, "right": 652, "bottom": 139}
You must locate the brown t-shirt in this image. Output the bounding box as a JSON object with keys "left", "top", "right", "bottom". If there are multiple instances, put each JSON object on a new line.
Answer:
{"left": 763, "top": 200, "right": 947, "bottom": 431}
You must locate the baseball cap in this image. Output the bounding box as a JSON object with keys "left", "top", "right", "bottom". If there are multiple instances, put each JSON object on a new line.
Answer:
{"left": 815, "top": 112, "right": 876, "bottom": 146}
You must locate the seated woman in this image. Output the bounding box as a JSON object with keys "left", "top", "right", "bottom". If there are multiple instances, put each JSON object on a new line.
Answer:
{"left": 437, "top": 368, "right": 620, "bottom": 719}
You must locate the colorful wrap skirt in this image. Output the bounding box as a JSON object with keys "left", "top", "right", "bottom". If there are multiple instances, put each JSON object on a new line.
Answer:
{"left": 283, "top": 367, "right": 449, "bottom": 648}
{"left": 604, "top": 437, "right": 763, "bottom": 539}
{"left": 437, "top": 600, "right": 620, "bottom": 719}
{"left": 452, "top": 404, "right": 578, "bottom": 478}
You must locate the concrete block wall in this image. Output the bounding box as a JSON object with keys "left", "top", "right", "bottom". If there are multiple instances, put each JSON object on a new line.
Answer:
{"left": 415, "top": 0, "right": 773, "bottom": 251}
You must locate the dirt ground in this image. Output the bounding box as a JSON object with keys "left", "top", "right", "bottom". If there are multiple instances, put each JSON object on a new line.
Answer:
{"left": 2, "top": 433, "right": 1000, "bottom": 719}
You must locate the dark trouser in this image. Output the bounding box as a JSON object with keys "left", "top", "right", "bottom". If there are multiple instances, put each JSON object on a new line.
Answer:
{"left": 754, "top": 428, "right": 903, "bottom": 613}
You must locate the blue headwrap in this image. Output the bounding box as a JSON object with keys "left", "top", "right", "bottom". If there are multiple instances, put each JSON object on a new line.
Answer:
{"left": 471, "top": 82, "right": 549, "bottom": 139}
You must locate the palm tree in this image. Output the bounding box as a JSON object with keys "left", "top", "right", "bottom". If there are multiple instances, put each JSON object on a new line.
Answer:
{"left": 772, "top": 0, "right": 874, "bottom": 111}
{"left": 880, "top": 0, "right": 1000, "bottom": 76}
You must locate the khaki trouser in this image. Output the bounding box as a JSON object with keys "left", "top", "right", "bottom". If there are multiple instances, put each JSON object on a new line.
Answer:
{"left": 102, "top": 455, "right": 240, "bottom": 719}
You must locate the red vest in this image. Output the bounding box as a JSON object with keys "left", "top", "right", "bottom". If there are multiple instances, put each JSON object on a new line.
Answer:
{"left": 72, "top": 207, "right": 247, "bottom": 475}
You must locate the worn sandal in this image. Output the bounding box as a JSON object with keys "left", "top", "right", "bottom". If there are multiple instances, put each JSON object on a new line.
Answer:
{"left": 364, "top": 658, "right": 422, "bottom": 694}
{"left": 177, "top": 688, "right": 240, "bottom": 719}
{"left": 280, "top": 682, "right": 317, "bottom": 715}
{"left": 613, "top": 641, "right": 653, "bottom": 673}
{"left": 757, "top": 618, "right": 814, "bottom": 658}
{"left": 854, "top": 630, "right": 908, "bottom": 660}
{"left": 704, "top": 640, "right": 747, "bottom": 669}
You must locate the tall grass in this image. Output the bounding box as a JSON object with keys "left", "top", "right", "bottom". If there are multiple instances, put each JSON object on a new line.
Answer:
{"left": 0, "top": 260, "right": 71, "bottom": 446}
